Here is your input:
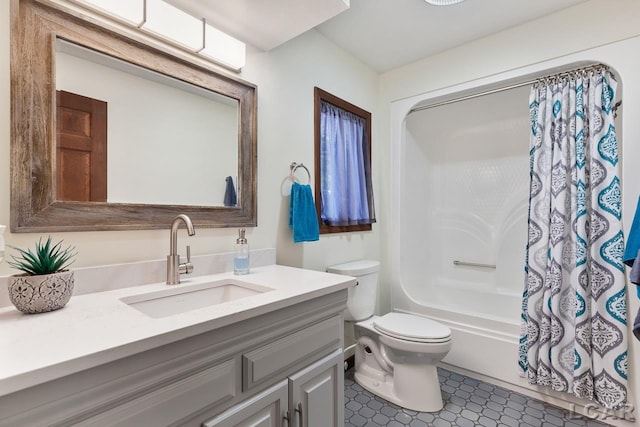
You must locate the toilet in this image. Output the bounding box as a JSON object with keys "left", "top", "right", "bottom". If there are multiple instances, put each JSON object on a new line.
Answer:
{"left": 327, "top": 260, "right": 452, "bottom": 412}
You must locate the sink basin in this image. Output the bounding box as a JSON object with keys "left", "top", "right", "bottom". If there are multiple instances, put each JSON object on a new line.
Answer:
{"left": 120, "top": 278, "right": 274, "bottom": 318}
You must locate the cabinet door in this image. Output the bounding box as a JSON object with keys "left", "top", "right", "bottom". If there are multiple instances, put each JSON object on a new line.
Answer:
{"left": 203, "top": 380, "right": 289, "bottom": 427}
{"left": 288, "top": 349, "right": 343, "bottom": 427}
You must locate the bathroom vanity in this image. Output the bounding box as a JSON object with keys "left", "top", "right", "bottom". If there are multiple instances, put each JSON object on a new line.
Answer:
{"left": 0, "top": 264, "right": 355, "bottom": 426}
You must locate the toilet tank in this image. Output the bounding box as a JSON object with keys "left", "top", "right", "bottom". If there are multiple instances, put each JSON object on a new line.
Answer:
{"left": 327, "top": 260, "right": 379, "bottom": 321}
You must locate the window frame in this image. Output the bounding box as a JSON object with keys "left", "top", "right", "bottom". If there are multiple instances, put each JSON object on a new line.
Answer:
{"left": 313, "top": 87, "right": 373, "bottom": 234}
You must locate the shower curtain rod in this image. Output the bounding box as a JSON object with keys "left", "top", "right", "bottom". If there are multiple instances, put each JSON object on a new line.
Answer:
{"left": 408, "top": 63, "right": 607, "bottom": 114}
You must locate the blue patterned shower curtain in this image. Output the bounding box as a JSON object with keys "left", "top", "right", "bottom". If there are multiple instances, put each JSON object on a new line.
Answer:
{"left": 519, "top": 68, "right": 628, "bottom": 408}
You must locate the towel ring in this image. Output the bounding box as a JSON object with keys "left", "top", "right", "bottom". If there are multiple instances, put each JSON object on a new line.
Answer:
{"left": 290, "top": 162, "right": 311, "bottom": 184}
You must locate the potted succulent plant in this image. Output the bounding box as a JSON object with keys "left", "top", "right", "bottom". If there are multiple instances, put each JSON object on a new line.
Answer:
{"left": 7, "top": 237, "right": 77, "bottom": 314}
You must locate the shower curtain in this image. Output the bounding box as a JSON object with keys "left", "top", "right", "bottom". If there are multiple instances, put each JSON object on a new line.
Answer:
{"left": 519, "top": 67, "right": 628, "bottom": 408}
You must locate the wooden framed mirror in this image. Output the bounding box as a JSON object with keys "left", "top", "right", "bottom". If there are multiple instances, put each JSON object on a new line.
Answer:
{"left": 10, "top": 0, "right": 257, "bottom": 232}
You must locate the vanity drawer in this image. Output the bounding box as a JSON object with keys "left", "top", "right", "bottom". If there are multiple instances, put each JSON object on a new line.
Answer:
{"left": 242, "top": 315, "right": 342, "bottom": 391}
{"left": 78, "top": 359, "right": 236, "bottom": 427}
{"left": 0, "top": 353, "right": 237, "bottom": 427}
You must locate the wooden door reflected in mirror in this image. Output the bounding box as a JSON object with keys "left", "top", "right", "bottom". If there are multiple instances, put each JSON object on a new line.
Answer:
{"left": 56, "top": 90, "right": 108, "bottom": 202}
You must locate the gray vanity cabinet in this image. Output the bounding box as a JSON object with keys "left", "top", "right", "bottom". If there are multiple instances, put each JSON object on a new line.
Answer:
{"left": 0, "top": 289, "right": 348, "bottom": 427}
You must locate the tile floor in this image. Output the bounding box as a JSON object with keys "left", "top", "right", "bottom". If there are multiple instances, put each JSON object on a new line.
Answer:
{"left": 344, "top": 367, "right": 610, "bottom": 427}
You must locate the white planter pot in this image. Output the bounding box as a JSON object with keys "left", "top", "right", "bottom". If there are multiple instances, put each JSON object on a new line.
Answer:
{"left": 8, "top": 270, "right": 74, "bottom": 314}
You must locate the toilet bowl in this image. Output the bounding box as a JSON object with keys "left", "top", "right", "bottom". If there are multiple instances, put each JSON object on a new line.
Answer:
{"left": 354, "top": 313, "right": 452, "bottom": 412}
{"left": 326, "top": 260, "right": 453, "bottom": 412}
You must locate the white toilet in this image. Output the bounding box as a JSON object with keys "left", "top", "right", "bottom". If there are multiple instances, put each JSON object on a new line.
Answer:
{"left": 327, "top": 260, "right": 452, "bottom": 412}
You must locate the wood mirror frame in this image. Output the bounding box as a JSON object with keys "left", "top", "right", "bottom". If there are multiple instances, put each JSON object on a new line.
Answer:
{"left": 10, "top": 0, "right": 257, "bottom": 232}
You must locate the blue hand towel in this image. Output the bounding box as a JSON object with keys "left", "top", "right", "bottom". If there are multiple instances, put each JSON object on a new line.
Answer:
{"left": 289, "top": 182, "right": 319, "bottom": 243}
{"left": 623, "top": 196, "right": 640, "bottom": 266}
{"left": 224, "top": 176, "right": 237, "bottom": 207}
{"left": 624, "top": 196, "right": 640, "bottom": 298}
{"left": 631, "top": 250, "right": 640, "bottom": 285}
{"left": 630, "top": 250, "right": 640, "bottom": 299}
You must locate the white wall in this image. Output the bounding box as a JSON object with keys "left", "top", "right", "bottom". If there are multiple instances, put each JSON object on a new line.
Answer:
{"left": 379, "top": 0, "right": 640, "bottom": 424}
{"left": 0, "top": 3, "right": 379, "bottom": 276}
{"left": 241, "top": 31, "right": 380, "bottom": 271}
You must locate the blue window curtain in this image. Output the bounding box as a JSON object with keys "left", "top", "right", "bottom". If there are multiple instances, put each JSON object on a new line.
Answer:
{"left": 320, "top": 101, "right": 376, "bottom": 227}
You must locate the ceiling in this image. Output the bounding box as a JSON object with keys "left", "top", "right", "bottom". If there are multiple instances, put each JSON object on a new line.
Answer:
{"left": 168, "top": 0, "right": 588, "bottom": 72}
{"left": 316, "top": 0, "right": 587, "bottom": 71}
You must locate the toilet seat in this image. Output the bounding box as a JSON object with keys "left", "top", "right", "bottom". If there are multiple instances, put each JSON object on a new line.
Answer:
{"left": 374, "top": 313, "right": 451, "bottom": 343}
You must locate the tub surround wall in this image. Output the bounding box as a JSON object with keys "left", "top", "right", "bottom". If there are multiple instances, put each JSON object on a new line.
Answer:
{"left": 400, "top": 84, "right": 530, "bottom": 325}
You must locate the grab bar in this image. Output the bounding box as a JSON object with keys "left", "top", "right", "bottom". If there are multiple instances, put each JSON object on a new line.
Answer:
{"left": 453, "top": 260, "right": 496, "bottom": 269}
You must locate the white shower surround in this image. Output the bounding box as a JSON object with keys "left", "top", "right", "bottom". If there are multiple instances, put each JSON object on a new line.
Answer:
{"left": 390, "top": 52, "right": 638, "bottom": 422}
{"left": 401, "top": 83, "right": 530, "bottom": 325}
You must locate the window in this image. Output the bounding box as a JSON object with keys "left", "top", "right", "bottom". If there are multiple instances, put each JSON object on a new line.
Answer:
{"left": 314, "top": 87, "right": 375, "bottom": 234}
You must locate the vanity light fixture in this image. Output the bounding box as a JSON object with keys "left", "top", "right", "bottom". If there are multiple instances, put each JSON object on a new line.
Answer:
{"left": 71, "top": 0, "right": 143, "bottom": 24}
{"left": 142, "top": 0, "right": 203, "bottom": 51}
{"left": 424, "top": 0, "right": 466, "bottom": 5}
{"left": 66, "top": 0, "right": 247, "bottom": 71}
{"left": 200, "top": 22, "right": 247, "bottom": 70}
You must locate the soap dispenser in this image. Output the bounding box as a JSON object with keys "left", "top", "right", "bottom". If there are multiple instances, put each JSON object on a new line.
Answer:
{"left": 234, "top": 228, "right": 250, "bottom": 275}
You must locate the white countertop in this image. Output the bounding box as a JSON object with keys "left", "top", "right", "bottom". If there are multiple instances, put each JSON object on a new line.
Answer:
{"left": 0, "top": 265, "right": 356, "bottom": 397}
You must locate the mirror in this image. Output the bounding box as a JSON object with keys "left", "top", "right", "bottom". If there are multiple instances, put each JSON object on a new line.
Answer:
{"left": 56, "top": 39, "right": 239, "bottom": 206}
{"left": 10, "top": 0, "right": 257, "bottom": 232}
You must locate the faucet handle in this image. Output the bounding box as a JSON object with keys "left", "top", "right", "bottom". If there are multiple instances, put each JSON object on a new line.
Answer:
{"left": 179, "top": 245, "right": 194, "bottom": 275}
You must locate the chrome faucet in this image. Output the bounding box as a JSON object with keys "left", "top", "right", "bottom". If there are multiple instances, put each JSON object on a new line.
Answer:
{"left": 167, "top": 214, "right": 196, "bottom": 285}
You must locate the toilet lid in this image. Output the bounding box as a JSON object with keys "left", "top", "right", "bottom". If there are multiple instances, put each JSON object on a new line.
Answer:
{"left": 373, "top": 313, "right": 451, "bottom": 343}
